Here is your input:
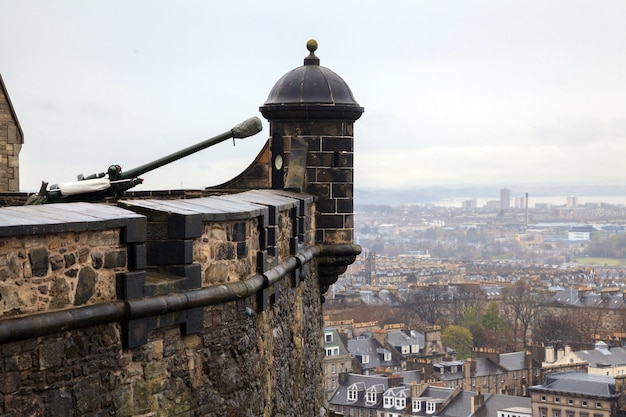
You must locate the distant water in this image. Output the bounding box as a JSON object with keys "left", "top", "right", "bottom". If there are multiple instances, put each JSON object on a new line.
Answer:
{"left": 430, "top": 195, "right": 626, "bottom": 208}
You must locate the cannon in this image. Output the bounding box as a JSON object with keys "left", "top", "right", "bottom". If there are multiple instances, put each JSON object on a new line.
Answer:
{"left": 26, "top": 116, "right": 263, "bottom": 205}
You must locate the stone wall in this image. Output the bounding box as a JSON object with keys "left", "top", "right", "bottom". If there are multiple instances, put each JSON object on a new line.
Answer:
{"left": 0, "top": 191, "right": 328, "bottom": 417}
{"left": 0, "top": 74, "right": 23, "bottom": 193}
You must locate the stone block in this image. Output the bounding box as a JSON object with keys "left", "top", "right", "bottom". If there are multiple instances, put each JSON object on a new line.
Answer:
{"left": 316, "top": 214, "right": 344, "bottom": 229}
{"left": 116, "top": 271, "right": 146, "bottom": 300}
{"left": 38, "top": 339, "right": 65, "bottom": 370}
{"left": 74, "top": 266, "right": 96, "bottom": 306}
{"left": 316, "top": 167, "right": 352, "bottom": 183}
{"left": 104, "top": 249, "right": 127, "bottom": 268}
{"left": 146, "top": 240, "right": 193, "bottom": 265}
{"left": 321, "top": 136, "right": 353, "bottom": 152}
{"left": 231, "top": 222, "right": 246, "bottom": 242}
{"left": 0, "top": 372, "right": 20, "bottom": 394}
{"left": 128, "top": 243, "right": 146, "bottom": 270}
{"left": 28, "top": 247, "right": 48, "bottom": 277}
{"left": 168, "top": 213, "right": 202, "bottom": 240}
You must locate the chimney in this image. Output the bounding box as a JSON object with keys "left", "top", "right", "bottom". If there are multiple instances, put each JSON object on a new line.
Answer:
{"left": 556, "top": 348, "right": 564, "bottom": 361}
{"left": 545, "top": 346, "right": 555, "bottom": 363}
{"left": 410, "top": 381, "right": 428, "bottom": 398}
{"left": 463, "top": 358, "right": 476, "bottom": 379}
{"left": 470, "top": 392, "right": 485, "bottom": 414}
{"left": 372, "top": 328, "right": 387, "bottom": 348}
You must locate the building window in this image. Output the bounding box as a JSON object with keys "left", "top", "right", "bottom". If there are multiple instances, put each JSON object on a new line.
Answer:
{"left": 362, "top": 354, "right": 369, "bottom": 364}
{"left": 383, "top": 396, "right": 394, "bottom": 409}
{"left": 331, "top": 379, "right": 336, "bottom": 389}
{"left": 331, "top": 364, "right": 336, "bottom": 374}
{"left": 325, "top": 332, "right": 333, "bottom": 343}
{"left": 596, "top": 402, "right": 602, "bottom": 408}
{"left": 413, "top": 399, "right": 421, "bottom": 412}
{"left": 541, "top": 396, "right": 546, "bottom": 402}
{"left": 395, "top": 397, "right": 406, "bottom": 409}
{"left": 347, "top": 388, "right": 357, "bottom": 402}
{"left": 366, "top": 391, "right": 377, "bottom": 404}
{"left": 553, "top": 410, "right": 560, "bottom": 417}
{"left": 568, "top": 399, "right": 574, "bottom": 406}
{"left": 582, "top": 401, "right": 588, "bottom": 407}
{"left": 539, "top": 407, "right": 547, "bottom": 417}
{"left": 554, "top": 397, "right": 559, "bottom": 404}
{"left": 426, "top": 401, "right": 436, "bottom": 414}
{"left": 326, "top": 347, "right": 339, "bottom": 356}
{"left": 566, "top": 412, "right": 574, "bottom": 417}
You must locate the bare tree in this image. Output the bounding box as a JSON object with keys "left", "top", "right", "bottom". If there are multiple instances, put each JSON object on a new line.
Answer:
{"left": 503, "top": 280, "right": 542, "bottom": 349}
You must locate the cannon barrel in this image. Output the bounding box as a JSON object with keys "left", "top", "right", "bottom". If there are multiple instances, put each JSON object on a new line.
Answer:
{"left": 117, "top": 116, "right": 263, "bottom": 181}
{"left": 24, "top": 116, "right": 263, "bottom": 205}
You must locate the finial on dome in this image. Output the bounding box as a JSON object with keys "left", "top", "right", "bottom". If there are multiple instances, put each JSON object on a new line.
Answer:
{"left": 304, "top": 39, "right": 320, "bottom": 66}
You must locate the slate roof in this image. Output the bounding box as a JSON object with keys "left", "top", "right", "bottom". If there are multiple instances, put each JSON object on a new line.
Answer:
{"left": 348, "top": 337, "right": 400, "bottom": 371}
{"left": 329, "top": 371, "right": 422, "bottom": 409}
{"left": 575, "top": 344, "right": 626, "bottom": 368}
{"left": 324, "top": 327, "right": 350, "bottom": 355}
{"left": 475, "top": 357, "right": 504, "bottom": 377}
{"left": 387, "top": 329, "right": 424, "bottom": 354}
{"left": 549, "top": 288, "right": 625, "bottom": 309}
{"left": 433, "top": 361, "right": 464, "bottom": 381}
{"left": 499, "top": 351, "right": 526, "bottom": 371}
{"left": 329, "top": 373, "right": 390, "bottom": 408}
{"left": 471, "top": 393, "right": 531, "bottom": 417}
{"left": 530, "top": 372, "right": 617, "bottom": 398}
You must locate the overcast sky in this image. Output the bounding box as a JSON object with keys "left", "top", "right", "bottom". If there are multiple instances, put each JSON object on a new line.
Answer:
{"left": 2, "top": 1, "right": 626, "bottom": 193}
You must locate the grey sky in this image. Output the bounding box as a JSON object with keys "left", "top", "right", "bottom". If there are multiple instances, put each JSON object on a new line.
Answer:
{"left": 2, "top": 0, "right": 625, "bottom": 192}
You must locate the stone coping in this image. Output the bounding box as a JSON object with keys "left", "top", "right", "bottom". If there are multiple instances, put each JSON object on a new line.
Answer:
{"left": 119, "top": 189, "right": 313, "bottom": 223}
{"left": 0, "top": 202, "right": 145, "bottom": 237}
{"left": 0, "top": 189, "right": 315, "bottom": 237}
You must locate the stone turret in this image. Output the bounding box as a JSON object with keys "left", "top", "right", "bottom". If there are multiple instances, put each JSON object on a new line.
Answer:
{"left": 215, "top": 40, "right": 363, "bottom": 294}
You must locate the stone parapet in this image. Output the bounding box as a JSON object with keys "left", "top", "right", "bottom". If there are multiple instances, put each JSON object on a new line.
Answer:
{"left": 0, "top": 190, "right": 343, "bottom": 416}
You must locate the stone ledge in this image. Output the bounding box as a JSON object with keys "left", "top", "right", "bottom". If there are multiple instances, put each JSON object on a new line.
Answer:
{"left": 0, "top": 202, "right": 146, "bottom": 239}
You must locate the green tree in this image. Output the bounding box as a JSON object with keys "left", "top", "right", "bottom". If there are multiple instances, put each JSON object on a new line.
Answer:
{"left": 442, "top": 325, "right": 473, "bottom": 359}
{"left": 480, "top": 302, "right": 502, "bottom": 331}
{"left": 466, "top": 321, "right": 487, "bottom": 348}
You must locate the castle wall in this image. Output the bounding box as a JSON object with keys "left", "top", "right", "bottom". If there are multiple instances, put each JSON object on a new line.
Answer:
{"left": 0, "top": 192, "right": 329, "bottom": 417}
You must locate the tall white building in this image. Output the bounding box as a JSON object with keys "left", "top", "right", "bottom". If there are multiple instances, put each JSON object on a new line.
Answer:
{"left": 500, "top": 188, "right": 510, "bottom": 210}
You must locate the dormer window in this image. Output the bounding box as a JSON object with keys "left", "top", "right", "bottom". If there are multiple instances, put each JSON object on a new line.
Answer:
{"left": 325, "top": 347, "right": 339, "bottom": 356}
{"left": 413, "top": 399, "right": 423, "bottom": 412}
{"left": 347, "top": 387, "right": 358, "bottom": 402}
{"left": 395, "top": 397, "right": 406, "bottom": 410}
{"left": 362, "top": 354, "right": 369, "bottom": 364}
{"left": 426, "top": 401, "right": 437, "bottom": 414}
{"left": 384, "top": 351, "right": 392, "bottom": 361}
{"left": 411, "top": 344, "right": 419, "bottom": 353}
{"left": 383, "top": 395, "right": 394, "bottom": 409}
{"left": 325, "top": 332, "right": 333, "bottom": 343}
{"left": 366, "top": 391, "right": 377, "bottom": 404}
{"left": 402, "top": 345, "right": 410, "bottom": 354}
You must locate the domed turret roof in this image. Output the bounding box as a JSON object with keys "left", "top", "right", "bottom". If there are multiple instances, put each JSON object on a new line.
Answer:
{"left": 260, "top": 40, "right": 364, "bottom": 121}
